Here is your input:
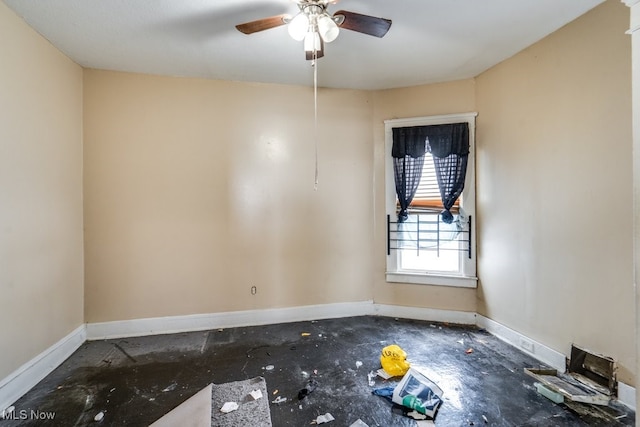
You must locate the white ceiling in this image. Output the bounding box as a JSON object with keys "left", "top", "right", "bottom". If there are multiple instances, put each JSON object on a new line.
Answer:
{"left": 3, "top": 0, "right": 605, "bottom": 90}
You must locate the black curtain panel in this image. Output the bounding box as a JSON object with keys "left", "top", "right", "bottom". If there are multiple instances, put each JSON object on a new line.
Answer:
{"left": 392, "top": 127, "right": 428, "bottom": 222}
{"left": 425, "top": 123, "right": 469, "bottom": 224}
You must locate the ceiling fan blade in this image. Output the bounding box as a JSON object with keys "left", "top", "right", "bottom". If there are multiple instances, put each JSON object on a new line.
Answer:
{"left": 235, "top": 14, "right": 289, "bottom": 35}
{"left": 333, "top": 10, "right": 391, "bottom": 38}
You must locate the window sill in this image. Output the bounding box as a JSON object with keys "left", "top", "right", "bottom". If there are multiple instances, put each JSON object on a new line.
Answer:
{"left": 386, "top": 271, "right": 477, "bottom": 288}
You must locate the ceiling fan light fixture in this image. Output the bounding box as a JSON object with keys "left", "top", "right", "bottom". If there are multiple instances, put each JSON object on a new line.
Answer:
{"left": 288, "top": 12, "right": 309, "bottom": 41}
{"left": 317, "top": 13, "right": 339, "bottom": 43}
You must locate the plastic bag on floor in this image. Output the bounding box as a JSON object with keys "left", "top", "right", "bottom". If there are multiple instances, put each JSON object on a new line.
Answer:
{"left": 393, "top": 368, "right": 443, "bottom": 417}
{"left": 380, "top": 344, "right": 410, "bottom": 377}
{"left": 373, "top": 368, "right": 443, "bottom": 419}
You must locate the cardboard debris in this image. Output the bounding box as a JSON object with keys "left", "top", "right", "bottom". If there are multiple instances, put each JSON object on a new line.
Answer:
{"left": 314, "top": 413, "right": 335, "bottom": 424}
{"left": 525, "top": 344, "right": 616, "bottom": 407}
{"left": 525, "top": 369, "right": 609, "bottom": 406}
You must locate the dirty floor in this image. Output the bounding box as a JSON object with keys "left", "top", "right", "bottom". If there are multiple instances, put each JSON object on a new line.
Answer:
{"left": 0, "top": 316, "right": 634, "bottom": 426}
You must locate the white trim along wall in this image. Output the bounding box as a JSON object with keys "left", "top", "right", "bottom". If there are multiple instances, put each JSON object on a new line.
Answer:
{"left": 0, "top": 325, "right": 86, "bottom": 415}
{"left": 0, "top": 303, "right": 635, "bottom": 413}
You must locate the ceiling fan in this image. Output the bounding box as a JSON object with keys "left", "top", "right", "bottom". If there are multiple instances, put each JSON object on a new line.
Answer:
{"left": 235, "top": 0, "right": 392, "bottom": 60}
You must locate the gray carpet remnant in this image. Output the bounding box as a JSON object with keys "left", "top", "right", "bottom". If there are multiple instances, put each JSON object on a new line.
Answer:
{"left": 211, "top": 376, "right": 272, "bottom": 427}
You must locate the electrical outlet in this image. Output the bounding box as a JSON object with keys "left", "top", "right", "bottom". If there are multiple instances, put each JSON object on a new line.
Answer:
{"left": 520, "top": 338, "right": 534, "bottom": 353}
{"left": 250, "top": 286, "right": 257, "bottom": 295}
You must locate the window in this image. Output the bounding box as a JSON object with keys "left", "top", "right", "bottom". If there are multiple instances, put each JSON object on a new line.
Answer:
{"left": 411, "top": 154, "right": 459, "bottom": 210}
{"left": 385, "top": 113, "right": 477, "bottom": 288}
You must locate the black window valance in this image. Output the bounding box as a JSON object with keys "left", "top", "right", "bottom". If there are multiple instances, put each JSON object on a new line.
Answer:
{"left": 423, "top": 124, "right": 469, "bottom": 158}
{"left": 392, "top": 127, "right": 428, "bottom": 158}
{"left": 392, "top": 124, "right": 469, "bottom": 158}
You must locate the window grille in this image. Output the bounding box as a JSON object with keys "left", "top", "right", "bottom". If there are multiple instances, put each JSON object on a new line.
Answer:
{"left": 387, "top": 212, "right": 472, "bottom": 258}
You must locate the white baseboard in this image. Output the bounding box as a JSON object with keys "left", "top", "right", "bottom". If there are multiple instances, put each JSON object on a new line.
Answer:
{"left": 0, "top": 325, "right": 86, "bottom": 412}
{"left": 617, "top": 380, "right": 636, "bottom": 410}
{"left": 476, "top": 315, "right": 567, "bottom": 371}
{"left": 87, "top": 302, "right": 476, "bottom": 340}
{"left": 373, "top": 304, "right": 477, "bottom": 325}
{"left": 86, "top": 300, "right": 374, "bottom": 340}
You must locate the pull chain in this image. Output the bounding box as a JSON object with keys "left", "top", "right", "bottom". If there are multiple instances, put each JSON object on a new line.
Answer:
{"left": 313, "top": 51, "right": 319, "bottom": 190}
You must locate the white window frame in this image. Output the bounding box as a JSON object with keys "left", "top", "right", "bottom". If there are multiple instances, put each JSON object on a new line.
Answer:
{"left": 385, "top": 113, "right": 478, "bottom": 288}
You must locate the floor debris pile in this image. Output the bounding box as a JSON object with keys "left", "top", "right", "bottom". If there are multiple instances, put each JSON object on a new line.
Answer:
{"left": 522, "top": 344, "right": 631, "bottom": 425}
{"left": 372, "top": 366, "right": 443, "bottom": 422}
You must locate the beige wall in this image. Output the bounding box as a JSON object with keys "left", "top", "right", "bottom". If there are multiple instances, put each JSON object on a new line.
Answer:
{"left": 476, "top": 0, "right": 634, "bottom": 384}
{"left": 83, "top": 70, "right": 375, "bottom": 322}
{"left": 0, "top": 2, "right": 84, "bottom": 379}
{"left": 371, "top": 80, "right": 478, "bottom": 312}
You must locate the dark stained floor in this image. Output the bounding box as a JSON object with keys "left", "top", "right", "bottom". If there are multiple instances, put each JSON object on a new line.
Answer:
{"left": 0, "top": 316, "right": 635, "bottom": 426}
